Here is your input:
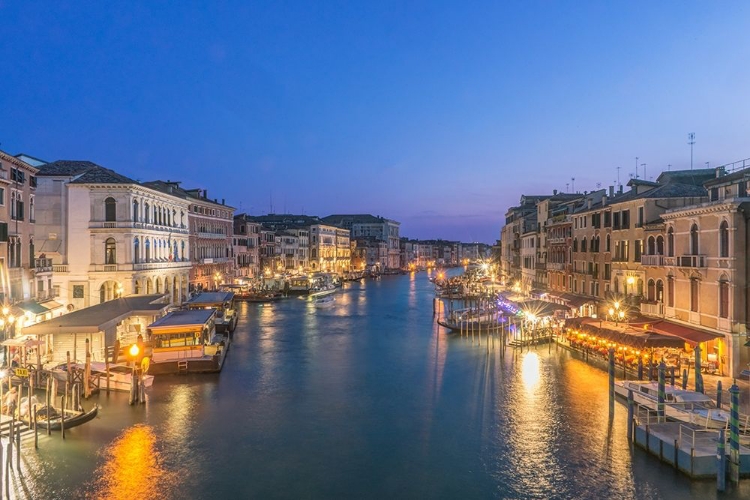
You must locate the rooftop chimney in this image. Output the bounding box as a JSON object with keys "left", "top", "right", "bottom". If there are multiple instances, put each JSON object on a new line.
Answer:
{"left": 587, "top": 199, "right": 592, "bottom": 209}
{"left": 609, "top": 185, "right": 614, "bottom": 197}
{"left": 602, "top": 195, "right": 607, "bottom": 206}
{"left": 618, "top": 185, "right": 624, "bottom": 194}
{"left": 222, "top": 198, "right": 225, "bottom": 205}
{"left": 203, "top": 189, "right": 208, "bottom": 199}
{"left": 716, "top": 166, "right": 726, "bottom": 178}
{"left": 553, "top": 189, "right": 558, "bottom": 195}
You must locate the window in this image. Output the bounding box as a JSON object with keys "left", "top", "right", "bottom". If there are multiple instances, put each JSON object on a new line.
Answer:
{"left": 0, "top": 188, "right": 4, "bottom": 205}
{"left": 667, "top": 277, "right": 674, "bottom": 307}
{"left": 105, "top": 238, "right": 117, "bottom": 264}
{"left": 133, "top": 200, "right": 139, "bottom": 222}
{"left": 647, "top": 236, "right": 655, "bottom": 255}
{"left": 573, "top": 238, "right": 578, "bottom": 252}
{"left": 605, "top": 234, "right": 611, "bottom": 252}
{"left": 719, "top": 220, "right": 729, "bottom": 258}
{"left": 621, "top": 210, "right": 630, "bottom": 229}
{"left": 690, "top": 278, "right": 699, "bottom": 312}
{"left": 719, "top": 279, "right": 729, "bottom": 318}
{"left": 667, "top": 227, "right": 674, "bottom": 257}
{"left": 690, "top": 224, "right": 699, "bottom": 255}
{"left": 637, "top": 207, "right": 644, "bottom": 227}
{"left": 613, "top": 212, "right": 620, "bottom": 229}
{"left": 604, "top": 212, "right": 611, "bottom": 228}
{"left": 634, "top": 240, "right": 641, "bottom": 261}
{"left": 73, "top": 285, "right": 85, "bottom": 299}
{"left": 105, "top": 197, "right": 116, "bottom": 222}
{"left": 134, "top": 238, "right": 140, "bottom": 264}
{"left": 710, "top": 187, "right": 719, "bottom": 201}
{"left": 656, "top": 280, "right": 663, "bottom": 302}
{"left": 581, "top": 238, "right": 587, "bottom": 252}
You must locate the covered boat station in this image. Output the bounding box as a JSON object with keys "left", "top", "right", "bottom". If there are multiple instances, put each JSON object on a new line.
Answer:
{"left": 22, "top": 294, "right": 171, "bottom": 365}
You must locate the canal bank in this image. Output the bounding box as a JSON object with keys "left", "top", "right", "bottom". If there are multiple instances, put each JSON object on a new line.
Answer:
{"left": 4, "top": 272, "right": 750, "bottom": 499}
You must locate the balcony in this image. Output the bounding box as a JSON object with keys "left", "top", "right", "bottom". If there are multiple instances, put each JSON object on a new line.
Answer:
{"left": 640, "top": 254, "right": 664, "bottom": 266}
{"left": 35, "top": 258, "right": 53, "bottom": 273}
{"left": 547, "top": 263, "right": 566, "bottom": 271}
{"left": 200, "top": 257, "right": 230, "bottom": 265}
{"left": 640, "top": 302, "right": 664, "bottom": 317}
{"left": 90, "top": 221, "right": 189, "bottom": 234}
{"left": 36, "top": 290, "right": 57, "bottom": 301}
{"left": 197, "top": 231, "right": 228, "bottom": 240}
{"left": 665, "top": 255, "right": 707, "bottom": 268}
{"left": 52, "top": 264, "right": 68, "bottom": 273}
{"left": 133, "top": 260, "right": 192, "bottom": 271}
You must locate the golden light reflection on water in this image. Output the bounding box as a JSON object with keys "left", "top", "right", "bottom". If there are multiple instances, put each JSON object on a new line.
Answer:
{"left": 521, "top": 352, "right": 540, "bottom": 392}
{"left": 89, "top": 424, "right": 176, "bottom": 500}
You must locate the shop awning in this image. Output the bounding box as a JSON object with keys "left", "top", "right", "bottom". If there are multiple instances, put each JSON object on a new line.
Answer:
{"left": 1, "top": 335, "right": 44, "bottom": 348}
{"left": 15, "top": 301, "right": 49, "bottom": 315}
{"left": 649, "top": 320, "right": 722, "bottom": 346}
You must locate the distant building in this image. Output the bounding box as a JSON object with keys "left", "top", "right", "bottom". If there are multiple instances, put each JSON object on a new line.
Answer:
{"left": 233, "top": 214, "right": 261, "bottom": 283}
{"left": 321, "top": 214, "right": 400, "bottom": 270}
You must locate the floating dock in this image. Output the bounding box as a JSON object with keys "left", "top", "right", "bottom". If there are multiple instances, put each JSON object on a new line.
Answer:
{"left": 632, "top": 418, "right": 750, "bottom": 478}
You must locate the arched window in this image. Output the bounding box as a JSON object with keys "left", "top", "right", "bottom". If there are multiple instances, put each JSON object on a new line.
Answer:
{"left": 573, "top": 238, "right": 578, "bottom": 252}
{"left": 719, "top": 220, "right": 729, "bottom": 258}
{"left": 105, "top": 197, "right": 116, "bottom": 222}
{"left": 719, "top": 277, "right": 729, "bottom": 318}
{"left": 133, "top": 199, "right": 139, "bottom": 222}
{"left": 581, "top": 238, "right": 587, "bottom": 252}
{"left": 656, "top": 235, "right": 664, "bottom": 255}
{"left": 667, "top": 227, "right": 674, "bottom": 257}
{"left": 181, "top": 241, "right": 185, "bottom": 260}
{"left": 637, "top": 278, "right": 644, "bottom": 297}
{"left": 134, "top": 238, "right": 140, "bottom": 264}
{"left": 690, "top": 224, "right": 699, "bottom": 255}
{"left": 647, "top": 236, "right": 656, "bottom": 255}
{"left": 135, "top": 280, "right": 141, "bottom": 294}
{"left": 647, "top": 279, "right": 656, "bottom": 301}
{"left": 105, "top": 238, "right": 116, "bottom": 264}
{"left": 144, "top": 203, "right": 150, "bottom": 223}
{"left": 656, "top": 280, "right": 664, "bottom": 303}
{"left": 145, "top": 239, "right": 151, "bottom": 262}
{"left": 605, "top": 234, "right": 611, "bottom": 253}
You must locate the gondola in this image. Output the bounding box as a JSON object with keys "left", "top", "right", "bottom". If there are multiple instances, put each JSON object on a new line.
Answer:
{"left": 34, "top": 404, "right": 98, "bottom": 431}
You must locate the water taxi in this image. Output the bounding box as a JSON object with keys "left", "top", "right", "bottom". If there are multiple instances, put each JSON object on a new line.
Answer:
{"left": 146, "top": 309, "right": 229, "bottom": 375}
{"left": 185, "top": 291, "right": 237, "bottom": 333}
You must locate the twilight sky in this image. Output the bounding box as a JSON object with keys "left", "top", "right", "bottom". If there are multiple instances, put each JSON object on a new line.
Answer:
{"left": 2, "top": 2, "right": 750, "bottom": 243}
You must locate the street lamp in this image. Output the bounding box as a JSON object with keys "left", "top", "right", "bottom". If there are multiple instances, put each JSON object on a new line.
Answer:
{"left": 609, "top": 300, "right": 626, "bottom": 325}
{"left": 214, "top": 272, "right": 222, "bottom": 290}
{"left": 626, "top": 276, "right": 635, "bottom": 295}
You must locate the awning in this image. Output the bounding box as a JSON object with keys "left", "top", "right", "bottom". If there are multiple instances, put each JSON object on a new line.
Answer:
{"left": 1, "top": 335, "right": 44, "bottom": 348}
{"left": 15, "top": 301, "right": 49, "bottom": 315}
{"left": 41, "top": 300, "right": 65, "bottom": 311}
{"left": 39, "top": 239, "right": 63, "bottom": 254}
{"left": 517, "top": 299, "right": 569, "bottom": 317}
{"left": 649, "top": 320, "right": 723, "bottom": 346}
{"left": 566, "top": 318, "right": 685, "bottom": 349}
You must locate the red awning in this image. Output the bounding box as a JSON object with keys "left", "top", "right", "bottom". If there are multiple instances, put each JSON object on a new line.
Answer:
{"left": 650, "top": 320, "right": 722, "bottom": 346}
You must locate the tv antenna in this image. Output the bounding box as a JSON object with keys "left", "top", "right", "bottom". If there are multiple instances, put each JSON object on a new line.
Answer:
{"left": 635, "top": 157, "right": 639, "bottom": 179}
{"left": 688, "top": 133, "right": 695, "bottom": 170}
{"left": 571, "top": 177, "right": 575, "bottom": 193}
{"left": 641, "top": 163, "right": 646, "bottom": 181}
{"left": 616, "top": 166, "right": 621, "bottom": 187}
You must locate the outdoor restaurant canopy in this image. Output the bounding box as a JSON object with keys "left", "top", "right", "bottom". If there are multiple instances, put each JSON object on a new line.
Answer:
{"left": 1, "top": 335, "right": 44, "bottom": 348}
{"left": 565, "top": 318, "right": 685, "bottom": 349}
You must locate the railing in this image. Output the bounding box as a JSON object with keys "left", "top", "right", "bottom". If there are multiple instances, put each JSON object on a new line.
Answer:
{"left": 640, "top": 254, "right": 665, "bottom": 266}
{"left": 133, "top": 260, "right": 191, "bottom": 271}
{"left": 200, "top": 257, "right": 229, "bottom": 264}
{"left": 35, "top": 258, "right": 53, "bottom": 273}
{"left": 35, "top": 290, "right": 57, "bottom": 301}
{"left": 90, "top": 221, "right": 189, "bottom": 234}
{"left": 676, "top": 255, "right": 707, "bottom": 268}
{"left": 640, "top": 302, "right": 664, "bottom": 317}
{"left": 197, "top": 231, "right": 228, "bottom": 239}
{"left": 52, "top": 264, "right": 68, "bottom": 273}
{"left": 547, "top": 263, "right": 566, "bottom": 271}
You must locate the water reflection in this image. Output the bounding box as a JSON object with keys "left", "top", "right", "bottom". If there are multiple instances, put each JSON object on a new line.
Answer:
{"left": 88, "top": 425, "right": 175, "bottom": 500}
{"left": 521, "top": 351, "right": 540, "bottom": 391}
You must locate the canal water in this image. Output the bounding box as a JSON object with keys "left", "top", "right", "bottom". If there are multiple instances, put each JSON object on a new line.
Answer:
{"left": 14, "top": 272, "right": 750, "bottom": 499}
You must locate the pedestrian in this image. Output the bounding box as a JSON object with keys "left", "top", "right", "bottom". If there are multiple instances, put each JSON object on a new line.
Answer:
{"left": 3, "top": 386, "right": 17, "bottom": 416}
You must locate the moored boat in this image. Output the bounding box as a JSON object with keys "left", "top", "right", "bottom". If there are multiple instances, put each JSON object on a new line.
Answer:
{"left": 614, "top": 380, "right": 748, "bottom": 431}
{"left": 314, "top": 296, "right": 335, "bottom": 308}
{"left": 50, "top": 361, "right": 154, "bottom": 393}
{"left": 146, "top": 309, "right": 230, "bottom": 375}
{"left": 35, "top": 404, "right": 99, "bottom": 431}
{"left": 185, "top": 291, "right": 237, "bottom": 333}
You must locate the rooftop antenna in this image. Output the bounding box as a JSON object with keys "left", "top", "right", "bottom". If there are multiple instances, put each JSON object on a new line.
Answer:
{"left": 269, "top": 191, "right": 273, "bottom": 214}
{"left": 596, "top": 182, "right": 601, "bottom": 189}
{"left": 566, "top": 182, "right": 569, "bottom": 192}
{"left": 616, "top": 166, "right": 621, "bottom": 187}
{"left": 635, "top": 157, "right": 639, "bottom": 179}
{"left": 571, "top": 177, "right": 575, "bottom": 193}
{"left": 641, "top": 163, "right": 646, "bottom": 181}
{"left": 667, "top": 164, "right": 672, "bottom": 171}
{"left": 688, "top": 133, "right": 695, "bottom": 170}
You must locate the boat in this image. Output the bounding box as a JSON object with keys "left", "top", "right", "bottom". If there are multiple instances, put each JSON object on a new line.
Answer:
{"left": 146, "top": 309, "right": 230, "bottom": 375}
{"left": 49, "top": 361, "right": 154, "bottom": 393}
{"left": 308, "top": 283, "right": 337, "bottom": 298}
{"left": 437, "top": 308, "right": 504, "bottom": 332}
{"left": 243, "top": 291, "right": 285, "bottom": 303}
{"left": 314, "top": 296, "right": 335, "bottom": 308}
{"left": 185, "top": 291, "right": 237, "bottom": 333}
{"left": 614, "top": 380, "right": 748, "bottom": 431}
{"left": 34, "top": 404, "right": 99, "bottom": 431}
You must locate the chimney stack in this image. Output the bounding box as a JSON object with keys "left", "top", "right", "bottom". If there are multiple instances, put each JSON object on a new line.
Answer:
{"left": 222, "top": 198, "right": 225, "bottom": 205}
{"left": 715, "top": 166, "right": 726, "bottom": 178}
{"left": 602, "top": 195, "right": 607, "bottom": 206}
{"left": 609, "top": 185, "right": 614, "bottom": 197}
{"left": 553, "top": 189, "right": 558, "bottom": 195}
{"left": 618, "top": 185, "right": 624, "bottom": 194}
{"left": 587, "top": 199, "right": 592, "bottom": 209}
{"left": 203, "top": 189, "right": 208, "bottom": 199}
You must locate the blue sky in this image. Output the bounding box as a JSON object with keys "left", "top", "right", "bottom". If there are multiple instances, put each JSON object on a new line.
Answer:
{"left": 2, "top": 1, "right": 750, "bottom": 243}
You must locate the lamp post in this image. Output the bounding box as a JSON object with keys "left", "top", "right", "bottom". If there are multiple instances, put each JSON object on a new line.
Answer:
{"left": 214, "top": 272, "right": 222, "bottom": 291}
{"left": 609, "top": 301, "right": 626, "bottom": 325}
